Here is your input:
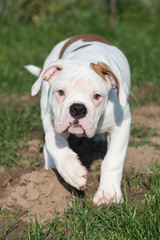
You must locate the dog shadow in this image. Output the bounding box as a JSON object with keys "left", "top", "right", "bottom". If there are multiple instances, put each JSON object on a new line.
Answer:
{"left": 69, "top": 134, "right": 107, "bottom": 168}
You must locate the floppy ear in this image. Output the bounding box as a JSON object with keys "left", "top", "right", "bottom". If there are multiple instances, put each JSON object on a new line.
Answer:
{"left": 31, "top": 64, "right": 62, "bottom": 96}
{"left": 90, "top": 62, "right": 128, "bottom": 107}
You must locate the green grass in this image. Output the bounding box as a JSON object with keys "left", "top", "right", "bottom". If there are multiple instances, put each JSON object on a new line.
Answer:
{"left": 28, "top": 164, "right": 159, "bottom": 239}
{"left": 0, "top": 101, "right": 41, "bottom": 167}
{"left": 0, "top": 209, "right": 24, "bottom": 240}
{"left": 1, "top": 164, "right": 159, "bottom": 239}
{"left": 130, "top": 123, "right": 157, "bottom": 147}
{"left": 129, "top": 123, "right": 160, "bottom": 149}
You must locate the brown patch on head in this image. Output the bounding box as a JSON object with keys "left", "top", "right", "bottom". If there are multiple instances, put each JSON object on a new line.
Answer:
{"left": 59, "top": 34, "right": 112, "bottom": 58}
{"left": 90, "top": 62, "right": 120, "bottom": 100}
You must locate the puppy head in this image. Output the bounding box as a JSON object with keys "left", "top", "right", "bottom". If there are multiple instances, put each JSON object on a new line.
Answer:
{"left": 31, "top": 60, "right": 128, "bottom": 137}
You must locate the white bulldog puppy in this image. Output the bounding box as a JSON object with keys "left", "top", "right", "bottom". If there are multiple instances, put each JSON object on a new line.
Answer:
{"left": 25, "top": 34, "right": 131, "bottom": 205}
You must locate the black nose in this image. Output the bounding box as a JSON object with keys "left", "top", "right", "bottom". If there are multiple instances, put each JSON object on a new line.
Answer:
{"left": 70, "top": 103, "right": 87, "bottom": 119}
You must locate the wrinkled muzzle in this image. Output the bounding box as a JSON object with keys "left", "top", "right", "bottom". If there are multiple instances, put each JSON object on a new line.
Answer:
{"left": 54, "top": 102, "right": 96, "bottom": 138}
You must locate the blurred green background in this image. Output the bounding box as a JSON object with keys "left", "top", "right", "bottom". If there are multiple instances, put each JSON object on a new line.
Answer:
{"left": 0, "top": 0, "right": 160, "bottom": 94}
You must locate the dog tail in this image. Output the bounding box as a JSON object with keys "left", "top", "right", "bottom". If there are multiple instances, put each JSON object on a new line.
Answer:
{"left": 24, "top": 65, "right": 41, "bottom": 77}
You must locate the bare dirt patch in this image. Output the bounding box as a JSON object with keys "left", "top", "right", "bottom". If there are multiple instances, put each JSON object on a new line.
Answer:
{"left": 125, "top": 145, "right": 160, "bottom": 172}
{"left": 0, "top": 102, "right": 160, "bottom": 237}
{"left": 132, "top": 102, "right": 160, "bottom": 134}
{"left": 0, "top": 168, "right": 72, "bottom": 223}
{"left": 0, "top": 93, "right": 40, "bottom": 110}
{"left": 124, "top": 102, "right": 160, "bottom": 172}
{"left": 17, "top": 139, "right": 43, "bottom": 166}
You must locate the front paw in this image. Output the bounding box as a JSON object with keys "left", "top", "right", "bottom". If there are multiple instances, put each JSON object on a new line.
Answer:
{"left": 57, "top": 155, "right": 88, "bottom": 190}
{"left": 93, "top": 187, "right": 122, "bottom": 206}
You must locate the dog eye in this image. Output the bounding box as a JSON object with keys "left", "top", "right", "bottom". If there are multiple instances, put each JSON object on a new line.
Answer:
{"left": 94, "top": 94, "right": 101, "bottom": 100}
{"left": 57, "top": 90, "right": 65, "bottom": 96}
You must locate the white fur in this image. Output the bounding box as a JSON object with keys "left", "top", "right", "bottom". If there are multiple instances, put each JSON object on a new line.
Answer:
{"left": 26, "top": 35, "right": 131, "bottom": 205}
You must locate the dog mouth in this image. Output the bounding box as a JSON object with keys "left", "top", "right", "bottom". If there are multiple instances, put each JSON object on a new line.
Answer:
{"left": 67, "top": 119, "right": 85, "bottom": 135}
{"left": 57, "top": 116, "right": 94, "bottom": 138}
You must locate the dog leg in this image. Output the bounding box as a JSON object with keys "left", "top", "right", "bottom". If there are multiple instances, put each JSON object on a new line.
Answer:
{"left": 43, "top": 114, "right": 88, "bottom": 190}
{"left": 93, "top": 113, "right": 131, "bottom": 205}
